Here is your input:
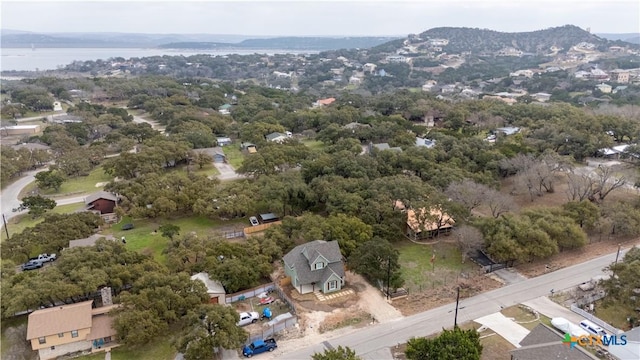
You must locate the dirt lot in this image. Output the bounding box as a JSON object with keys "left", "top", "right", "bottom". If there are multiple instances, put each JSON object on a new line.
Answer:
{"left": 262, "top": 271, "right": 403, "bottom": 357}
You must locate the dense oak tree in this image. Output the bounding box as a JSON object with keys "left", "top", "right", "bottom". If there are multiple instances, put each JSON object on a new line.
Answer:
{"left": 176, "top": 304, "right": 248, "bottom": 360}
{"left": 348, "top": 239, "right": 404, "bottom": 290}
{"left": 312, "top": 346, "right": 361, "bottom": 360}
{"left": 405, "top": 328, "right": 482, "bottom": 360}
{"left": 114, "top": 272, "right": 209, "bottom": 346}
{"left": 1, "top": 212, "right": 103, "bottom": 262}
{"left": 15, "top": 195, "right": 56, "bottom": 218}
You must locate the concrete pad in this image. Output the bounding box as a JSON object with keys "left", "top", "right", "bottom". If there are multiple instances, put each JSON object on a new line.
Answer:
{"left": 522, "top": 296, "right": 584, "bottom": 325}
{"left": 475, "top": 312, "right": 530, "bottom": 348}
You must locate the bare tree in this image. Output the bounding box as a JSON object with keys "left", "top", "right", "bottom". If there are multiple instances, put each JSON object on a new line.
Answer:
{"left": 566, "top": 172, "right": 595, "bottom": 201}
{"left": 454, "top": 225, "right": 484, "bottom": 263}
{"left": 501, "top": 152, "right": 570, "bottom": 201}
{"left": 486, "top": 189, "right": 518, "bottom": 218}
{"left": 446, "top": 179, "right": 487, "bottom": 213}
{"left": 592, "top": 165, "right": 627, "bottom": 201}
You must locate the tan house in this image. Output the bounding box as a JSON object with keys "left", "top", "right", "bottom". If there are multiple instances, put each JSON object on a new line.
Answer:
{"left": 26, "top": 300, "right": 118, "bottom": 360}
{"left": 609, "top": 69, "right": 630, "bottom": 84}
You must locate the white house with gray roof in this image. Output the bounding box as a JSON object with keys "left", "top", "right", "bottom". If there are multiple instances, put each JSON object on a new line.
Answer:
{"left": 283, "top": 240, "right": 345, "bottom": 294}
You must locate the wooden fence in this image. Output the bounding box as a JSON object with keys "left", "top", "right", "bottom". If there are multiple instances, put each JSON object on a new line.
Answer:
{"left": 243, "top": 221, "right": 282, "bottom": 235}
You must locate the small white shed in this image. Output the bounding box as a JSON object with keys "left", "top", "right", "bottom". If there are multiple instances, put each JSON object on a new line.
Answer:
{"left": 191, "top": 272, "right": 226, "bottom": 304}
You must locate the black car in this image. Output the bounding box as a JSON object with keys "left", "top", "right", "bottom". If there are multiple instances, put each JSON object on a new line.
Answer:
{"left": 22, "top": 261, "right": 43, "bottom": 271}
{"left": 122, "top": 223, "right": 134, "bottom": 230}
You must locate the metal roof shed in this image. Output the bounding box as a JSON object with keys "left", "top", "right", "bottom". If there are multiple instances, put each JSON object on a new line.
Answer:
{"left": 259, "top": 213, "right": 279, "bottom": 223}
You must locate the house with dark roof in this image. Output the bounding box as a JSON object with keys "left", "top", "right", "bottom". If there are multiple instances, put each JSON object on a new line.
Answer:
{"left": 84, "top": 191, "right": 119, "bottom": 224}
{"left": 368, "top": 142, "right": 403, "bottom": 154}
{"left": 26, "top": 300, "right": 118, "bottom": 360}
{"left": 510, "top": 324, "right": 598, "bottom": 360}
{"left": 192, "top": 147, "right": 227, "bottom": 163}
{"left": 283, "top": 240, "right": 345, "bottom": 294}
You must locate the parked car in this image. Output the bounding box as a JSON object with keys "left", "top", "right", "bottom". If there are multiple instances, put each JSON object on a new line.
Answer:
{"left": 237, "top": 311, "right": 260, "bottom": 326}
{"left": 249, "top": 216, "right": 259, "bottom": 226}
{"left": 29, "top": 253, "right": 57, "bottom": 263}
{"left": 580, "top": 320, "right": 607, "bottom": 337}
{"left": 242, "top": 338, "right": 277, "bottom": 357}
{"left": 21, "top": 261, "right": 44, "bottom": 271}
{"left": 122, "top": 223, "right": 134, "bottom": 230}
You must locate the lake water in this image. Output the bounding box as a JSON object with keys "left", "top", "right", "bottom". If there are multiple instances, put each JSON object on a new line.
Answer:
{"left": 0, "top": 47, "right": 316, "bottom": 71}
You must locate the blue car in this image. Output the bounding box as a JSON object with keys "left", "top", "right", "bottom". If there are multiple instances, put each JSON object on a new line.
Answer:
{"left": 242, "top": 338, "right": 277, "bottom": 357}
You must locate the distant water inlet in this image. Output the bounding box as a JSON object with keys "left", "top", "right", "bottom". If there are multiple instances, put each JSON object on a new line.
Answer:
{"left": 0, "top": 47, "right": 317, "bottom": 71}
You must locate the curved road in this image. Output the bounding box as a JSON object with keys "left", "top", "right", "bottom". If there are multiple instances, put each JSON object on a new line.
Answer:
{"left": 273, "top": 248, "right": 628, "bottom": 359}
{"left": 1, "top": 168, "right": 86, "bottom": 221}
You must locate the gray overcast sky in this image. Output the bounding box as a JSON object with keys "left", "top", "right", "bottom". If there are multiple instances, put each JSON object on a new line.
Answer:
{"left": 2, "top": 0, "right": 639, "bottom": 36}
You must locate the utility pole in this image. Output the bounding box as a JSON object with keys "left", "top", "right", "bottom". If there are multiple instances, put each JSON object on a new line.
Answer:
{"left": 2, "top": 214, "right": 9, "bottom": 239}
{"left": 386, "top": 256, "right": 391, "bottom": 301}
{"left": 615, "top": 244, "right": 622, "bottom": 265}
{"left": 454, "top": 286, "right": 460, "bottom": 328}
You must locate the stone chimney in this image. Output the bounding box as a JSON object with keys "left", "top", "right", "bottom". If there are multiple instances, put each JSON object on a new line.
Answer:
{"left": 101, "top": 287, "right": 113, "bottom": 306}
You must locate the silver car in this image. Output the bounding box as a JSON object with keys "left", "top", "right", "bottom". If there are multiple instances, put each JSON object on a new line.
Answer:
{"left": 249, "top": 216, "right": 259, "bottom": 226}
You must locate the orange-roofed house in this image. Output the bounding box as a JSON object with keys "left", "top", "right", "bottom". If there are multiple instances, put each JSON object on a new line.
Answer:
{"left": 26, "top": 300, "right": 118, "bottom": 360}
{"left": 312, "top": 97, "right": 336, "bottom": 108}
{"left": 393, "top": 200, "right": 455, "bottom": 239}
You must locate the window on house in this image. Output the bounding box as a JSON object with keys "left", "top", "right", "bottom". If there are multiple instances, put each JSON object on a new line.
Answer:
{"left": 71, "top": 330, "right": 78, "bottom": 338}
{"left": 314, "top": 262, "right": 324, "bottom": 270}
{"left": 38, "top": 337, "right": 46, "bottom": 344}
{"left": 58, "top": 333, "right": 64, "bottom": 338}
{"left": 328, "top": 280, "right": 338, "bottom": 290}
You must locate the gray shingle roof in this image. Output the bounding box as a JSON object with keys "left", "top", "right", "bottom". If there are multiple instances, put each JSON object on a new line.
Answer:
{"left": 283, "top": 240, "right": 344, "bottom": 286}
{"left": 519, "top": 323, "right": 564, "bottom": 346}
{"left": 511, "top": 324, "right": 598, "bottom": 360}
{"left": 84, "top": 191, "right": 118, "bottom": 205}
{"left": 266, "top": 132, "right": 286, "bottom": 141}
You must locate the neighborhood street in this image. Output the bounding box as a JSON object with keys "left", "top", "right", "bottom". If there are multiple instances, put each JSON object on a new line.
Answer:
{"left": 266, "top": 248, "right": 627, "bottom": 359}
{"left": 1, "top": 168, "right": 48, "bottom": 221}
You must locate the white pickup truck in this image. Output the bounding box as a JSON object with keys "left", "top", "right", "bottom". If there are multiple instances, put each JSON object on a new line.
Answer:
{"left": 29, "top": 253, "right": 57, "bottom": 264}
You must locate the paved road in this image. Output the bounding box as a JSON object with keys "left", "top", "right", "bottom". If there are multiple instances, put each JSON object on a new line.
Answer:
{"left": 276, "top": 248, "right": 627, "bottom": 359}
{"left": 1, "top": 168, "right": 48, "bottom": 220}
{"left": 13, "top": 113, "right": 68, "bottom": 123}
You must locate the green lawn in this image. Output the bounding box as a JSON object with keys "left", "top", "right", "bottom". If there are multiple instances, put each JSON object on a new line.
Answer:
{"left": 222, "top": 145, "right": 245, "bottom": 168}
{"left": 397, "top": 240, "right": 475, "bottom": 292}
{"left": 20, "top": 166, "right": 113, "bottom": 199}
{"left": 302, "top": 139, "right": 326, "bottom": 151}
{"left": 76, "top": 336, "right": 176, "bottom": 360}
{"left": 1, "top": 202, "right": 86, "bottom": 241}
{"left": 191, "top": 163, "right": 219, "bottom": 177}
{"left": 107, "top": 216, "right": 247, "bottom": 263}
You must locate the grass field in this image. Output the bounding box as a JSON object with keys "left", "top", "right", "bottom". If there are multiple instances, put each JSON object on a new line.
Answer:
{"left": 19, "top": 166, "right": 113, "bottom": 199}
{"left": 500, "top": 305, "right": 551, "bottom": 331}
{"left": 107, "top": 216, "right": 248, "bottom": 263}
{"left": 397, "top": 239, "right": 475, "bottom": 292}
{"left": 302, "top": 139, "right": 326, "bottom": 151}
{"left": 222, "top": 145, "right": 245, "bottom": 168}
{"left": 1, "top": 202, "right": 86, "bottom": 241}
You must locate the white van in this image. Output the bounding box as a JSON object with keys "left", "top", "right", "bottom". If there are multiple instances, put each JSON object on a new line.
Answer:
{"left": 580, "top": 320, "right": 607, "bottom": 337}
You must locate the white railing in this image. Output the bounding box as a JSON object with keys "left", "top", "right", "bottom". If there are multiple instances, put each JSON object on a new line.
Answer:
{"left": 570, "top": 304, "right": 623, "bottom": 335}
